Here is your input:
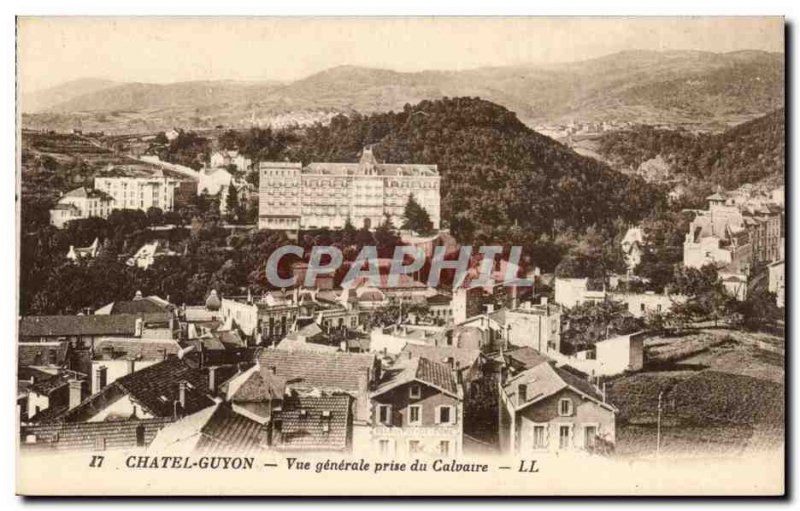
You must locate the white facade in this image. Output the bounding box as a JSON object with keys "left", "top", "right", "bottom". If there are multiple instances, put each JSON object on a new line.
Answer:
{"left": 258, "top": 148, "right": 441, "bottom": 232}
{"left": 95, "top": 175, "right": 178, "bottom": 212}
{"left": 49, "top": 187, "right": 114, "bottom": 228}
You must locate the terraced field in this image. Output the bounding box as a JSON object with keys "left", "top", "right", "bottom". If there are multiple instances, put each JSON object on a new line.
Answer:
{"left": 607, "top": 328, "right": 784, "bottom": 458}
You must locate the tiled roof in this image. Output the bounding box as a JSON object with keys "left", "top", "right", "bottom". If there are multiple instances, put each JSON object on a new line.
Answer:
{"left": 97, "top": 297, "right": 170, "bottom": 315}
{"left": 19, "top": 313, "right": 172, "bottom": 338}
{"left": 503, "top": 361, "right": 614, "bottom": 412}
{"left": 61, "top": 358, "right": 216, "bottom": 421}
{"left": 225, "top": 364, "right": 287, "bottom": 403}
{"left": 372, "top": 356, "right": 460, "bottom": 398}
{"left": 257, "top": 349, "right": 376, "bottom": 393}
{"left": 272, "top": 394, "right": 351, "bottom": 451}
{"left": 63, "top": 187, "right": 114, "bottom": 201}
{"left": 194, "top": 404, "right": 266, "bottom": 454}
{"left": 400, "top": 344, "right": 480, "bottom": 372}
{"left": 94, "top": 338, "right": 181, "bottom": 360}
{"left": 276, "top": 338, "right": 339, "bottom": 354}
{"left": 504, "top": 346, "right": 550, "bottom": 371}
{"left": 30, "top": 372, "right": 73, "bottom": 395}
{"left": 20, "top": 418, "right": 173, "bottom": 452}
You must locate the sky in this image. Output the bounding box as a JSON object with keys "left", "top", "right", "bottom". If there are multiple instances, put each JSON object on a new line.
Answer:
{"left": 18, "top": 17, "right": 784, "bottom": 94}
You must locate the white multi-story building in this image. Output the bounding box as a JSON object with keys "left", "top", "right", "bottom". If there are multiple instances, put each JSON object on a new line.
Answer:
{"left": 258, "top": 147, "right": 441, "bottom": 231}
{"left": 95, "top": 173, "right": 178, "bottom": 212}
{"left": 49, "top": 187, "right": 115, "bottom": 228}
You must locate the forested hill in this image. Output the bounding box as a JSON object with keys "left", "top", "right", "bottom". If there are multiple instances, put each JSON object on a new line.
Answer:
{"left": 289, "top": 97, "right": 665, "bottom": 243}
{"left": 596, "top": 108, "right": 785, "bottom": 189}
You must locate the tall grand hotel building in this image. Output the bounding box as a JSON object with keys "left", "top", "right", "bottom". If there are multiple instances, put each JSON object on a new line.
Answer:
{"left": 258, "top": 147, "right": 441, "bottom": 232}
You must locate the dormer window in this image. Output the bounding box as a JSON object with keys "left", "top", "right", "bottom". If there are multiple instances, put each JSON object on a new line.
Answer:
{"left": 559, "top": 398, "right": 573, "bottom": 417}
{"left": 409, "top": 384, "right": 421, "bottom": 399}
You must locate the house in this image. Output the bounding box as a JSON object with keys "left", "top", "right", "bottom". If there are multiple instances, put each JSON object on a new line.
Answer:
{"left": 19, "top": 312, "right": 175, "bottom": 347}
{"left": 20, "top": 418, "right": 174, "bottom": 453}
{"left": 148, "top": 402, "right": 267, "bottom": 454}
{"left": 126, "top": 241, "right": 177, "bottom": 269}
{"left": 210, "top": 150, "right": 252, "bottom": 172}
{"left": 567, "top": 332, "right": 645, "bottom": 377}
{"left": 66, "top": 237, "right": 100, "bottom": 261}
{"left": 554, "top": 278, "right": 607, "bottom": 308}
{"left": 426, "top": 293, "right": 453, "bottom": 323}
{"left": 165, "top": 128, "right": 182, "bottom": 141}
{"left": 57, "top": 357, "right": 232, "bottom": 423}
{"left": 492, "top": 298, "right": 562, "bottom": 355}
{"left": 49, "top": 187, "right": 114, "bottom": 228}
{"left": 198, "top": 167, "right": 252, "bottom": 214}
{"left": 768, "top": 260, "right": 785, "bottom": 308}
{"left": 23, "top": 372, "right": 87, "bottom": 423}
{"left": 370, "top": 356, "right": 464, "bottom": 458}
{"left": 219, "top": 358, "right": 356, "bottom": 453}
{"left": 90, "top": 337, "right": 183, "bottom": 393}
{"left": 94, "top": 291, "right": 172, "bottom": 315}
{"left": 253, "top": 349, "right": 379, "bottom": 449}
{"left": 499, "top": 360, "right": 616, "bottom": 455}
{"left": 271, "top": 395, "right": 353, "bottom": 453}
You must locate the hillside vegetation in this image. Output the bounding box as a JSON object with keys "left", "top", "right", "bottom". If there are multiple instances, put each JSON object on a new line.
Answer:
{"left": 596, "top": 108, "right": 785, "bottom": 189}
{"left": 287, "top": 97, "right": 665, "bottom": 244}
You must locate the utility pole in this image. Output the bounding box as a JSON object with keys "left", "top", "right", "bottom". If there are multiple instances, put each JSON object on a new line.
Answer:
{"left": 656, "top": 390, "right": 663, "bottom": 458}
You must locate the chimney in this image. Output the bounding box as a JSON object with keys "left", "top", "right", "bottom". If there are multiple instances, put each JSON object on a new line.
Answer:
{"left": 178, "top": 381, "right": 187, "bottom": 409}
{"left": 127, "top": 358, "right": 136, "bottom": 375}
{"left": 68, "top": 380, "right": 83, "bottom": 410}
{"left": 541, "top": 296, "right": 549, "bottom": 307}
{"left": 208, "top": 366, "right": 218, "bottom": 393}
{"left": 518, "top": 383, "right": 527, "bottom": 406}
{"left": 95, "top": 365, "right": 108, "bottom": 391}
{"left": 339, "top": 340, "right": 347, "bottom": 352}
{"left": 270, "top": 365, "right": 277, "bottom": 375}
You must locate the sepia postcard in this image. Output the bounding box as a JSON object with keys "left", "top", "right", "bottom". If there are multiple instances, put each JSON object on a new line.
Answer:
{"left": 15, "top": 16, "right": 785, "bottom": 496}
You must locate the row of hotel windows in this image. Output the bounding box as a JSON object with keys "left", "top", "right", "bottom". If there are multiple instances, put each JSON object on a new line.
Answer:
{"left": 262, "top": 178, "right": 439, "bottom": 189}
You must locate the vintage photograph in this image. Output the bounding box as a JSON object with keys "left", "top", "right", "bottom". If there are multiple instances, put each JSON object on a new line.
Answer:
{"left": 15, "top": 17, "right": 785, "bottom": 495}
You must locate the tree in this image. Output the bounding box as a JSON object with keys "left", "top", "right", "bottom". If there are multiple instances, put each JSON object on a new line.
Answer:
{"left": 401, "top": 194, "right": 434, "bottom": 235}
{"left": 562, "top": 300, "right": 644, "bottom": 353}
{"left": 225, "top": 185, "right": 240, "bottom": 223}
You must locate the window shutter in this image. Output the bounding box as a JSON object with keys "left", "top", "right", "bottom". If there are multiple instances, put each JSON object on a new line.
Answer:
{"left": 434, "top": 406, "right": 441, "bottom": 424}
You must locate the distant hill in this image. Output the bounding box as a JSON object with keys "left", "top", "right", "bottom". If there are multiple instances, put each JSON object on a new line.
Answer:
{"left": 595, "top": 108, "right": 785, "bottom": 189}
{"left": 22, "top": 78, "right": 119, "bottom": 113}
{"left": 287, "top": 97, "right": 665, "bottom": 243}
{"left": 22, "top": 50, "right": 784, "bottom": 131}
{"left": 41, "top": 80, "right": 285, "bottom": 113}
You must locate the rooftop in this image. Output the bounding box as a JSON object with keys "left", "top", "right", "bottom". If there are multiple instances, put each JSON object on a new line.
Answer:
{"left": 257, "top": 349, "right": 377, "bottom": 394}
{"left": 19, "top": 312, "right": 173, "bottom": 338}
{"left": 372, "top": 356, "right": 460, "bottom": 398}
{"left": 272, "top": 394, "right": 352, "bottom": 452}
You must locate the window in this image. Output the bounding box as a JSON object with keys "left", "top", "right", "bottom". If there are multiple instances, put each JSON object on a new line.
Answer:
{"left": 532, "top": 424, "right": 547, "bottom": 449}
{"left": 559, "top": 398, "right": 573, "bottom": 417}
{"left": 408, "top": 405, "right": 421, "bottom": 425}
{"left": 94, "top": 437, "right": 107, "bottom": 451}
{"left": 439, "top": 440, "right": 450, "bottom": 455}
{"left": 436, "top": 405, "right": 453, "bottom": 425}
{"left": 559, "top": 425, "right": 571, "bottom": 449}
{"left": 408, "top": 440, "right": 421, "bottom": 454}
{"left": 409, "top": 384, "right": 421, "bottom": 399}
{"left": 378, "top": 439, "right": 390, "bottom": 455}
{"left": 584, "top": 425, "right": 598, "bottom": 449}
{"left": 377, "top": 405, "right": 392, "bottom": 426}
